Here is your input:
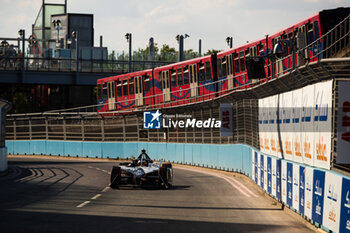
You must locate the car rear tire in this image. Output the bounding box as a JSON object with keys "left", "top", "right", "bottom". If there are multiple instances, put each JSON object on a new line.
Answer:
{"left": 110, "top": 166, "right": 121, "bottom": 188}
{"left": 159, "top": 163, "right": 173, "bottom": 188}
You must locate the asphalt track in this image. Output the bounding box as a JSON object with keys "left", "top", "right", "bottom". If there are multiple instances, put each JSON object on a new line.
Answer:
{"left": 0, "top": 156, "right": 315, "bottom": 233}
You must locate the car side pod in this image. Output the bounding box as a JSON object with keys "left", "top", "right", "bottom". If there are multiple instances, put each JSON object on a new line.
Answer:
{"left": 110, "top": 166, "right": 121, "bottom": 188}
{"left": 159, "top": 163, "right": 173, "bottom": 189}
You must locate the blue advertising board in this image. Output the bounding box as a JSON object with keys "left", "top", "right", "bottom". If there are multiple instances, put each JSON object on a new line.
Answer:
{"left": 276, "top": 159, "right": 281, "bottom": 200}
{"left": 299, "top": 165, "right": 305, "bottom": 215}
{"left": 340, "top": 177, "right": 350, "bottom": 233}
{"left": 260, "top": 154, "right": 264, "bottom": 189}
{"left": 287, "top": 162, "right": 293, "bottom": 207}
{"left": 312, "top": 170, "right": 325, "bottom": 225}
{"left": 267, "top": 156, "right": 272, "bottom": 194}
{"left": 255, "top": 152, "right": 258, "bottom": 184}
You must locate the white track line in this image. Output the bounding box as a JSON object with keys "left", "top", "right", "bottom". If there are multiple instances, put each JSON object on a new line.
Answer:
{"left": 102, "top": 186, "right": 110, "bottom": 193}
{"left": 76, "top": 201, "right": 90, "bottom": 208}
{"left": 91, "top": 194, "right": 102, "bottom": 200}
{"left": 176, "top": 166, "right": 257, "bottom": 198}
{"left": 88, "top": 166, "right": 109, "bottom": 174}
{"left": 228, "top": 176, "right": 259, "bottom": 197}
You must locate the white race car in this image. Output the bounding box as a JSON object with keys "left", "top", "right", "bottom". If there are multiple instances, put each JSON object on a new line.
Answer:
{"left": 110, "top": 149, "right": 173, "bottom": 189}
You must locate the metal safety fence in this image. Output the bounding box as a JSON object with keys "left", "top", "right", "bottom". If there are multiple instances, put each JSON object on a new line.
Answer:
{"left": 5, "top": 99, "right": 259, "bottom": 148}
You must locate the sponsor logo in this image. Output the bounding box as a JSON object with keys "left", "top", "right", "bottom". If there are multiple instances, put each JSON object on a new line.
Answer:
{"left": 143, "top": 110, "right": 162, "bottom": 129}
{"left": 143, "top": 110, "right": 222, "bottom": 129}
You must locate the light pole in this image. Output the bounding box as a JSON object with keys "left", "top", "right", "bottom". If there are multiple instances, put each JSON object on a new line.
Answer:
{"left": 125, "top": 33, "right": 132, "bottom": 72}
{"left": 52, "top": 19, "right": 62, "bottom": 48}
{"left": 199, "top": 39, "right": 202, "bottom": 57}
{"left": 176, "top": 34, "right": 189, "bottom": 61}
{"left": 72, "top": 31, "right": 79, "bottom": 83}
{"left": 18, "top": 29, "right": 25, "bottom": 82}
{"left": 226, "top": 36, "right": 233, "bottom": 48}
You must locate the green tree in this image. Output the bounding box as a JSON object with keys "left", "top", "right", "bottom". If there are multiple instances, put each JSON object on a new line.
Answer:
{"left": 205, "top": 49, "right": 222, "bottom": 55}
{"left": 108, "top": 51, "right": 116, "bottom": 60}
{"left": 184, "top": 49, "right": 199, "bottom": 60}
{"left": 159, "top": 44, "right": 177, "bottom": 62}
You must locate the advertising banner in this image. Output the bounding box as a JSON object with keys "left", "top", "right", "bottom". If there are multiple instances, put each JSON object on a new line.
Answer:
{"left": 292, "top": 88, "right": 303, "bottom": 164}
{"left": 299, "top": 165, "right": 305, "bottom": 215}
{"left": 287, "top": 162, "right": 293, "bottom": 207}
{"left": 276, "top": 159, "right": 281, "bottom": 200}
{"left": 264, "top": 155, "right": 268, "bottom": 191}
{"left": 282, "top": 92, "right": 294, "bottom": 162}
{"left": 268, "top": 96, "right": 278, "bottom": 157}
{"left": 272, "top": 157, "right": 277, "bottom": 198}
{"left": 267, "top": 156, "right": 272, "bottom": 194}
{"left": 258, "top": 152, "right": 261, "bottom": 187}
{"left": 339, "top": 177, "right": 350, "bottom": 233}
{"left": 252, "top": 150, "right": 255, "bottom": 182}
{"left": 259, "top": 99, "right": 265, "bottom": 153}
{"left": 220, "top": 103, "right": 233, "bottom": 137}
{"left": 260, "top": 154, "right": 264, "bottom": 189}
{"left": 312, "top": 170, "right": 326, "bottom": 225}
{"left": 305, "top": 166, "right": 314, "bottom": 219}
{"left": 301, "top": 84, "right": 315, "bottom": 166}
{"left": 281, "top": 160, "right": 287, "bottom": 204}
{"left": 336, "top": 81, "right": 350, "bottom": 164}
{"left": 277, "top": 94, "right": 283, "bottom": 158}
{"left": 293, "top": 163, "right": 300, "bottom": 212}
{"left": 313, "top": 80, "right": 332, "bottom": 170}
{"left": 255, "top": 152, "right": 259, "bottom": 184}
{"left": 257, "top": 81, "right": 334, "bottom": 171}
{"left": 263, "top": 98, "right": 270, "bottom": 155}
{"left": 323, "top": 171, "right": 342, "bottom": 232}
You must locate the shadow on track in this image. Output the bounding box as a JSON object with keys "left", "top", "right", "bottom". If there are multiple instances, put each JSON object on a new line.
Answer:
{"left": 0, "top": 209, "right": 309, "bottom": 233}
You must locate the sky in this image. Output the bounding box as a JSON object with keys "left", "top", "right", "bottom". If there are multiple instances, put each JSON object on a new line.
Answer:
{"left": 0, "top": 0, "right": 349, "bottom": 55}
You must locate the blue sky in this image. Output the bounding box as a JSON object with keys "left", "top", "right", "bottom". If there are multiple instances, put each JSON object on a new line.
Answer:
{"left": 0, "top": 0, "right": 349, "bottom": 55}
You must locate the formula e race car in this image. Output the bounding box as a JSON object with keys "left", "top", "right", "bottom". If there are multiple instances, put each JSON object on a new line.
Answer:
{"left": 110, "top": 149, "right": 173, "bottom": 189}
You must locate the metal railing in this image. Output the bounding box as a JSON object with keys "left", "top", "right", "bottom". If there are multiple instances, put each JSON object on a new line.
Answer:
{"left": 0, "top": 56, "right": 174, "bottom": 73}
{"left": 5, "top": 100, "right": 259, "bottom": 148}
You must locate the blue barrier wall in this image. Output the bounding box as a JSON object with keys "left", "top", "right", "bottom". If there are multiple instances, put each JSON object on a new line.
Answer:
{"left": 6, "top": 139, "right": 350, "bottom": 233}
{"left": 6, "top": 140, "right": 252, "bottom": 177}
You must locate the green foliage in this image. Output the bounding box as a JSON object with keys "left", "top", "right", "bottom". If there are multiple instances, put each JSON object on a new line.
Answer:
{"left": 205, "top": 49, "right": 222, "bottom": 56}
{"left": 112, "top": 43, "right": 206, "bottom": 63}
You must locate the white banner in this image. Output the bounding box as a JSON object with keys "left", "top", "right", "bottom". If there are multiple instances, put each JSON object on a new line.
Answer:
{"left": 336, "top": 81, "right": 350, "bottom": 164}
{"left": 263, "top": 98, "right": 270, "bottom": 155}
{"left": 282, "top": 92, "right": 294, "bottom": 161}
{"left": 293, "top": 163, "right": 300, "bottom": 212}
{"left": 323, "top": 171, "right": 342, "bottom": 232}
{"left": 220, "top": 103, "right": 233, "bottom": 137}
{"left": 304, "top": 166, "right": 314, "bottom": 219}
{"left": 281, "top": 160, "right": 287, "bottom": 204}
{"left": 292, "top": 88, "right": 303, "bottom": 164}
{"left": 268, "top": 96, "right": 278, "bottom": 157}
{"left": 301, "top": 84, "right": 315, "bottom": 166}
{"left": 277, "top": 94, "right": 283, "bottom": 158}
{"left": 313, "top": 80, "right": 332, "bottom": 170}
{"left": 259, "top": 99, "right": 265, "bottom": 153}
